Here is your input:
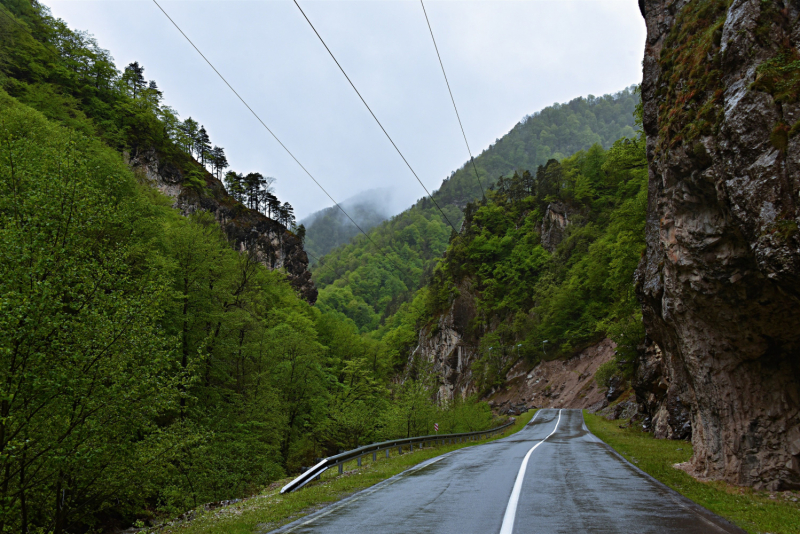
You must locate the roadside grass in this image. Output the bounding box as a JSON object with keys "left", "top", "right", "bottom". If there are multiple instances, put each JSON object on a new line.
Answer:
{"left": 584, "top": 411, "right": 800, "bottom": 534}
{"left": 154, "top": 410, "right": 537, "bottom": 534}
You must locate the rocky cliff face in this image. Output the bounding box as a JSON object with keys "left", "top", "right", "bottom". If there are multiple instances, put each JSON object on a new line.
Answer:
{"left": 538, "top": 201, "right": 572, "bottom": 253}
{"left": 410, "top": 283, "right": 481, "bottom": 402}
{"left": 129, "top": 148, "right": 317, "bottom": 303}
{"left": 637, "top": 0, "right": 800, "bottom": 489}
{"left": 412, "top": 199, "right": 582, "bottom": 402}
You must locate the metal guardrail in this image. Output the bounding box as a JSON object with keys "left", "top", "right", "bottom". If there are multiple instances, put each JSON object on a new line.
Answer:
{"left": 280, "top": 420, "right": 515, "bottom": 494}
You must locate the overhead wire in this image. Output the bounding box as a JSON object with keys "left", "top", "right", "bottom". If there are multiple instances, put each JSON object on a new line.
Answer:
{"left": 302, "top": 249, "right": 337, "bottom": 279}
{"left": 0, "top": 6, "right": 22, "bottom": 29}
{"left": 419, "top": 0, "right": 485, "bottom": 200}
{"left": 150, "top": 0, "right": 413, "bottom": 281}
{"left": 1, "top": 7, "right": 347, "bottom": 283}
{"left": 291, "top": 0, "right": 460, "bottom": 234}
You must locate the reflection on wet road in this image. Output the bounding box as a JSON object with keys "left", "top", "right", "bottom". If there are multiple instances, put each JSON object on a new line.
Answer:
{"left": 269, "top": 409, "right": 745, "bottom": 534}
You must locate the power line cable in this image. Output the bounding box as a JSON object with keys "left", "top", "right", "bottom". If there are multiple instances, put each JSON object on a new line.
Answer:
{"left": 151, "top": 0, "right": 413, "bottom": 279}
{"left": 419, "top": 0, "right": 485, "bottom": 200}
{"left": 291, "top": 0, "right": 459, "bottom": 234}
{"left": 302, "top": 247, "right": 341, "bottom": 279}
{"left": 4, "top": 3, "right": 418, "bottom": 297}
{"left": 0, "top": 6, "right": 23, "bottom": 29}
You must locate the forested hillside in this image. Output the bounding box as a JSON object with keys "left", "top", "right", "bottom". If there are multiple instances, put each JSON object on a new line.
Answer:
{"left": 423, "top": 132, "right": 648, "bottom": 392}
{"left": 313, "top": 88, "right": 640, "bottom": 332}
{"left": 301, "top": 188, "right": 395, "bottom": 263}
{"left": 0, "top": 3, "right": 497, "bottom": 531}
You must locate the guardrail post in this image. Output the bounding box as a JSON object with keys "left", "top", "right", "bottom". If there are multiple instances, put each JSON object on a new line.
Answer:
{"left": 357, "top": 456, "right": 361, "bottom": 467}
{"left": 398, "top": 445, "right": 402, "bottom": 455}
{"left": 373, "top": 451, "right": 377, "bottom": 462}
{"left": 385, "top": 449, "right": 390, "bottom": 458}
{"left": 410, "top": 443, "right": 414, "bottom": 452}
{"left": 338, "top": 463, "right": 343, "bottom": 474}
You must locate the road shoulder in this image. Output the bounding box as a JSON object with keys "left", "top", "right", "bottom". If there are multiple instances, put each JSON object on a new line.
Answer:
{"left": 584, "top": 411, "right": 800, "bottom": 534}
{"left": 152, "top": 411, "right": 537, "bottom": 534}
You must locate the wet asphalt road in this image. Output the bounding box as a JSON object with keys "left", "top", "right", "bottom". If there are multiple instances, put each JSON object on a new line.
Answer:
{"left": 271, "top": 409, "right": 745, "bottom": 534}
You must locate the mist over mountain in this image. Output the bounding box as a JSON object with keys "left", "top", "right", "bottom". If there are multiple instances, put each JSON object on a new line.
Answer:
{"left": 313, "top": 87, "right": 641, "bottom": 328}
{"left": 301, "top": 188, "right": 405, "bottom": 263}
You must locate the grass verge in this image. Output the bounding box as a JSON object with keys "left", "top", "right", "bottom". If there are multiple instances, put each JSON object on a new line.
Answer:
{"left": 584, "top": 411, "right": 800, "bottom": 534}
{"left": 153, "top": 410, "right": 537, "bottom": 534}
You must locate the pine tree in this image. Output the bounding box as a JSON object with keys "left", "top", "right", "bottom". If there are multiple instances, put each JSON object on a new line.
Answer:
{"left": 196, "top": 126, "right": 211, "bottom": 168}
{"left": 224, "top": 171, "right": 245, "bottom": 202}
{"left": 180, "top": 118, "right": 199, "bottom": 156}
{"left": 123, "top": 61, "right": 146, "bottom": 98}
{"left": 281, "top": 202, "right": 295, "bottom": 228}
{"left": 265, "top": 192, "right": 280, "bottom": 219}
{"left": 145, "top": 80, "right": 163, "bottom": 106}
{"left": 243, "top": 172, "right": 265, "bottom": 211}
{"left": 211, "top": 146, "right": 228, "bottom": 179}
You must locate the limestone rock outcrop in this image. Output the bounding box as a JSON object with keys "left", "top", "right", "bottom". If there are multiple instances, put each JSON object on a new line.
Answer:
{"left": 129, "top": 148, "right": 317, "bottom": 303}
{"left": 410, "top": 284, "right": 481, "bottom": 401}
{"left": 538, "top": 201, "right": 572, "bottom": 252}
{"left": 637, "top": 0, "right": 800, "bottom": 489}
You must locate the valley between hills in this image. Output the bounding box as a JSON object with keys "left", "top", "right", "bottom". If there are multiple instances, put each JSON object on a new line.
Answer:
{"left": 1, "top": 0, "right": 799, "bottom": 532}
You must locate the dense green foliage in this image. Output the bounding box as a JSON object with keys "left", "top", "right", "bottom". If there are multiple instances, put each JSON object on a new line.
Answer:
{"left": 426, "top": 131, "right": 648, "bottom": 392}
{"left": 0, "top": 4, "right": 497, "bottom": 532}
{"left": 0, "top": 2, "right": 650, "bottom": 533}
{"left": 0, "top": 0, "right": 297, "bottom": 220}
{"left": 313, "top": 88, "right": 640, "bottom": 333}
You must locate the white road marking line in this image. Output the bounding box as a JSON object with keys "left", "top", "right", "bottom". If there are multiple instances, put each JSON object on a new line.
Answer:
{"left": 499, "top": 409, "right": 562, "bottom": 534}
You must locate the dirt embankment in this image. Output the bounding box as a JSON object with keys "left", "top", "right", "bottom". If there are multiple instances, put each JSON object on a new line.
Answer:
{"left": 487, "top": 338, "right": 616, "bottom": 414}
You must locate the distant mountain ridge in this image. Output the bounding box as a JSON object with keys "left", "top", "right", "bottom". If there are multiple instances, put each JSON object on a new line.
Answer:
{"left": 301, "top": 188, "right": 399, "bottom": 264}
{"left": 312, "top": 87, "right": 641, "bottom": 330}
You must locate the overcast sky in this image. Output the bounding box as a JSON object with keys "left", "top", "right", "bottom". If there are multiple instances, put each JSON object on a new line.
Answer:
{"left": 47, "top": 0, "right": 646, "bottom": 219}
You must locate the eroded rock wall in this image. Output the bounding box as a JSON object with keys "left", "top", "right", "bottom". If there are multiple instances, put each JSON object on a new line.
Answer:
{"left": 129, "top": 148, "right": 317, "bottom": 303}
{"left": 538, "top": 201, "right": 572, "bottom": 252}
{"left": 637, "top": 0, "right": 800, "bottom": 489}
{"left": 410, "top": 285, "right": 481, "bottom": 402}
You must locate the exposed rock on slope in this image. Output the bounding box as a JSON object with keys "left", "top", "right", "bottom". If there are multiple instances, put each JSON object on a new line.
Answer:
{"left": 129, "top": 148, "right": 317, "bottom": 303}
{"left": 538, "top": 201, "right": 572, "bottom": 252}
{"left": 634, "top": 341, "right": 692, "bottom": 441}
{"left": 637, "top": 0, "right": 800, "bottom": 489}
{"left": 489, "top": 338, "right": 617, "bottom": 413}
{"left": 410, "top": 273, "right": 617, "bottom": 413}
{"left": 410, "top": 284, "right": 480, "bottom": 402}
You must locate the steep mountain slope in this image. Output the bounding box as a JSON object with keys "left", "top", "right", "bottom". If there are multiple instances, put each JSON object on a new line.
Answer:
{"left": 0, "top": 3, "right": 500, "bottom": 531}
{"left": 0, "top": 0, "right": 316, "bottom": 301}
{"left": 301, "top": 188, "right": 397, "bottom": 264}
{"left": 636, "top": 0, "right": 800, "bottom": 490}
{"left": 407, "top": 133, "right": 647, "bottom": 403}
{"left": 314, "top": 88, "right": 641, "bottom": 330}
